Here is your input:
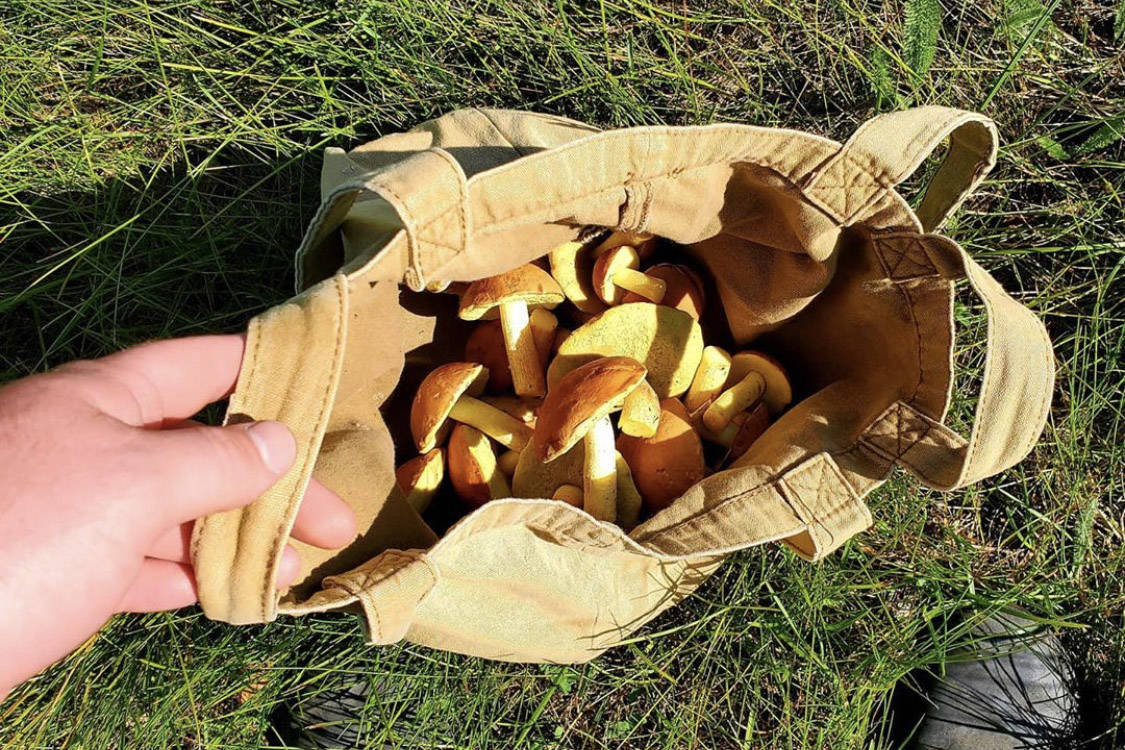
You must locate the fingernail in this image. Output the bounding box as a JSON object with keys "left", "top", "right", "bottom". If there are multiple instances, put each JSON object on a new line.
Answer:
{"left": 245, "top": 421, "right": 296, "bottom": 474}
{"left": 277, "top": 545, "right": 301, "bottom": 589}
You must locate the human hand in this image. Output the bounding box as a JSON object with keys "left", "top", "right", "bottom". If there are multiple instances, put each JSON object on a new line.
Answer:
{"left": 0, "top": 335, "right": 356, "bottom": 697}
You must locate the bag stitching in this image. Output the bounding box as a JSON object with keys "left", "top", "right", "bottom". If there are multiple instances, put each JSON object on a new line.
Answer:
{"left": 258, "top": 277, "right": 348, "bottom": 616}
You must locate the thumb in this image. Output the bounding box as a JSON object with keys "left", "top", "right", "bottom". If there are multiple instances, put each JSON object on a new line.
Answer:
{"left": 141, "top": 420, "right": 297, "bottom": 523}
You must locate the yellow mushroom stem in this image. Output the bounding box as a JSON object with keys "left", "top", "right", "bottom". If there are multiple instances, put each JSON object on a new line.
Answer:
{"left": 582, "top": 415, "right": 617, "bottom": 522}
{"left": 551, "top": 484, "right": 583, "bottom": 507}
{"left": 703, "top": 371, "right": 767, "bottom": 433}
{"left": 529, "top": 307, "right": 558, "bottom": 371}
{"left": 685, "top": 346, "right": 732, "bottom": 412}
{"left": 448, "top": 396, "right": 533, "bottom": 451}
{"left": 618, "top": 381, "right": 660, "bottom": 438}
{"left": 615, "top": 452, "right": 643, "bottom": 531}
{"left": 498, "top": 300, "right": 546, "bottom": 397}
{"left": 612, "top": 268, "right": 666, "bottom": 303}
{"left": 497, "top": 449, "right": 521, "bottom": 477}
{"left": 396, "top": 453, "right": 444, "bottom": 513}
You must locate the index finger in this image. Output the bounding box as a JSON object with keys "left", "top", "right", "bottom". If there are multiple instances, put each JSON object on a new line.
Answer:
{"left": 63, "top": 334, "right": 247, "bottom": 427}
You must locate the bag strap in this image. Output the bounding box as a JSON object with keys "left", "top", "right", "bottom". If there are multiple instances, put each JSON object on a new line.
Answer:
{"left": 191, "top": 274, "right": 349, "bottom": 624}
{"left": 803, "top": 106, "right": 998, "bottom": 232}
{"left": 857, "top": 235, "right": 1055, "bottom": 490}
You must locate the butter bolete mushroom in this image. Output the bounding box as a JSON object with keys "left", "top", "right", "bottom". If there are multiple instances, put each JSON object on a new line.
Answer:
{"left": 411, "top": 362, "right": 533, "bottom": 453}
{"left": 703, "top": 370, "right": 766, "bottom": 433}
{"left": 618, "top": 380, "right": 660, "bottom": 438}
{"left": 592, "top": 230, "right": 657, "bottom": 260}
{"left": 615, "top": 452, "right": 644, "bottom": 530}
{"left": 684, "top": 345, "right": 732, "bottom": 412}
{"left": 533, "top": 356, "right": 647, "bottom": 522}
{"left": 496, "top": 449, "right": 521, "bottom": 477}
{"left": 617, "top": 398, "right": 706, "bottom": 512}
{"left": 593, "top": 245, "right": 667, "bottom": 305}
{"left": 549, "top": 239, "right": 606, "bottom": 315}
{"left": 395, "top": 448, "right": 444, "bottom": 513}
{"left": 622, "top": 263, "right": 706, "bottom": 319}
{"left": 448, "top": 424, "right": 510, "bottom": 507}
{"left": 458, "top": 264, "right": 564, "bottom": 397}
{"left": 726, "top": 351, "right": 793, "bottom": 416}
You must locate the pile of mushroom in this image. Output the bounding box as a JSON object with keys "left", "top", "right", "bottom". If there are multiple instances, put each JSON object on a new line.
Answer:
{"left": 398, "top": 232, "right": 793, "bottom": 530}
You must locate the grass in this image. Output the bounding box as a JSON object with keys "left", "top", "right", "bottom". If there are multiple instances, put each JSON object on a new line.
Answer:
{"left": 0, "top": 0, "right": 1122, "bottom": 747}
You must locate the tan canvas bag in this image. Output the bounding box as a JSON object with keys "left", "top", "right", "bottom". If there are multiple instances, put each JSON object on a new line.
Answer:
{"left": 191, "top": 106, "right": 1054, "bottom": 664}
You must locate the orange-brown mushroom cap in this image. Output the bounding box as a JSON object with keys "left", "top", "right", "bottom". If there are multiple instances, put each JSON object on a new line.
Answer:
{"left": 410, "top": 362, "right": 488, "bottom": 452}
{"left": 617, "top": 398, "right": 706, "bottom": 512}
{"left": 532, "top": 356, "right": 646, "bottom": 462}
{"left": 457, "top": 264, "right": 565, "bottom": 320}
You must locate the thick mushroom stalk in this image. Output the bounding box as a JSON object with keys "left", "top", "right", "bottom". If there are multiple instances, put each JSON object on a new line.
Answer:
{"left": 459, "top": 265, "right": 565, "bottom": 398}
{"left": 411, "top": 362, "right": 533, "bottom": 453}
{"left": 593, "top": 246, "right": 667, "bottom": 305}
{"left": 703, "top": 371, "right": 766, "bottom": 433}
{"left": 448, "top": 396, "right": 532, "bottom": 451}
{"left": 532, "top": 356, "right": 647, "bottom": 524}
{"left": 582, "top": 415, "right": 618, "bottom": 521}
{"left": 497, "top": 299, "right": 543, "bottom": 397}
{"left": 685, "top": 346, "right": 732, "bottom": 412}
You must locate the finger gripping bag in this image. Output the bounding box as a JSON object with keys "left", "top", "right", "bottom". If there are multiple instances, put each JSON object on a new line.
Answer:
{"left": 191, "top": 107, "right": 1054, "bottom": 663}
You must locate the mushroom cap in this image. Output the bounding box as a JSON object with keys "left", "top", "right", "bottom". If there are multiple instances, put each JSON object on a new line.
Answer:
{"left": 532, "top": 356, "right": 647, "bottom": 462}
{"left": 395, "top": 448, "right": 444, "bottom": 493}
{"left": 623, "top": 263, "right": 706, "bottom": 319}
{"left": 617, "top": 398, "right": 706, "bottom": 512}
{"left": 727, "top": 351, "right": 793, "bottom": 415}
{"left": 592, "top": 245, "right": 640, "bottom": 305}
{"left": 729, "top": 402, "right": 770, "bottom": 459}
{"left": 547, "top": 302, "right": 704, "bottom": 398}
{"left": 410, "top": 362, "right": 488, "bottom": 452}
{"left": 447, "top": 424, "right": 504, "bottom": 507}
{"left": 458, "top": 264, "right": 565, "bottom": 321}
{"left": 464, "top": 320, "right": 512, "bottom": 392}
{"left": 548, "top": 240, "right": 607, "bottom": 315}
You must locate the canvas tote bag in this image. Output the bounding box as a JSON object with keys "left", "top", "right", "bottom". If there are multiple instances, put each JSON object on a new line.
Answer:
{"left": 191, "top": 106, "right": 1054, "bottom": 664}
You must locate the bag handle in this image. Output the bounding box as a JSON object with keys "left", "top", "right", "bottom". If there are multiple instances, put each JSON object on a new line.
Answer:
{"left": 191, "top": 274, "right": 349, "bottom": 624}
{"left": 858, "top": 235, "right": 1055, "bottom": 490}
{"left": 803, "top": 106, "right": 998, "bottom": 232}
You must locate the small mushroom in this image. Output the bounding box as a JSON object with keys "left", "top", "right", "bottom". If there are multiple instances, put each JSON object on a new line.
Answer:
{"left": 459, "top": 264, "right": 565, "bottom": 397}
{"left": 684, "top": 345, "right": 732, "bottom": 412}
{"left": 618, "top": 380, "right": 660, "bottom": 438}
{"left": 549, "top": 240, "right": 606, "bottom": 315}
{"left": 617, "top": 398, "right": 707, "bottom": 513}
{"left": 533, "top": 356, "right": 647, "bottom": 522}
{"left": 703, "top": 371, "right": 766, "bottom": 433}
{"left": 395, "top": 448, "right": 444, "bottom": 513}
{"left": 614, "top": 451, "right": 644, "bottom": 531}
{"left": 623, "top": 263, "right": 706, "bottom": 319}
{"left": 548, "top": 303, "right": 704, "bottom": 398}
{"left": 726, "top": 351, "right": 793, "bottom": 416}
{"left": 464, "top": 320, "right": 512, "bottom": 392}
{"left": 410, "top": 363, "right": 533, "bottom": 453}
{"left": 529, "top": 307, "right": 558, "bottom": 372}
{"left": 497, "top": 449, "right": 521, "bottom": 477}
{"left": 551, "top": 484, "right": 583, "bottom": 507}
{"left": 593, "top": 246, "right": 667, "bottom": 305}
{"left": 727, "top": 402, "right": 770, "bottom": 459}
{"left": 551, "top": 328, "right": 571, "bottom": 356}
{"left": 592, "top": 230, "right": 657, "bottom": 260}
{"left": 448, "top": 424, "right": 510, "bottom": 507}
